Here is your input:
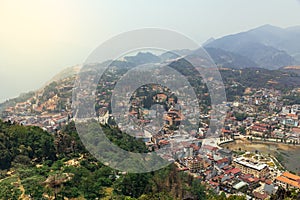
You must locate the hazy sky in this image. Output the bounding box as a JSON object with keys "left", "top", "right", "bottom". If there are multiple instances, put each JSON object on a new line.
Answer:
{"left": 1, "top": 0, "right": 300, "bottom": 102}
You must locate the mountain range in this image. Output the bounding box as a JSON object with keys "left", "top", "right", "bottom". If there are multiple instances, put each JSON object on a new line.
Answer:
{"left": 123, "top": 24, "right": 300, "bottom": 70}
{"left": 1, "top": 24, "right": 300, "bottom": 109}
{"left": 205, "top": 24, "right": 300, "bottom": 69}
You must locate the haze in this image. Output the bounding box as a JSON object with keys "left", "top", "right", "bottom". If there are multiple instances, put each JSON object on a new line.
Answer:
{"left": 1, "top": 0, "right": 300, "bottom": 102}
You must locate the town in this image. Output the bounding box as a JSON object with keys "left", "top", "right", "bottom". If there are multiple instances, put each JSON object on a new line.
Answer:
{"left": 2, "top": 64, "right": 300, "bottom": 200}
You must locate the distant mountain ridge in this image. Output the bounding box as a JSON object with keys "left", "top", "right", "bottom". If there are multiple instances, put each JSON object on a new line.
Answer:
{"left": 204, "top": 47, "right": 258, "bottom": 69}
{"left": 205, "top": 24, "right": 300, "bottom": 69}
{"left": 2, "top": 24, "right": 300, "bottom": 111}
{"left": 1, "top": 53, "right": 300, "bottom": 117}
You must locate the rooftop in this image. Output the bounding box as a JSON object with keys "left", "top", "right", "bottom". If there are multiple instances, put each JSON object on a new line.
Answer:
{"left": 234, "top": 157, "right": 268, "bottom": 171}
{"left": 282, "top": 171, "right": 300, "bottom": 181}
{"left": 233, "top": 181, "right": 248, "bottom": 190}
{"left": 276, "top": 176, "right": 300, "bottom": 189}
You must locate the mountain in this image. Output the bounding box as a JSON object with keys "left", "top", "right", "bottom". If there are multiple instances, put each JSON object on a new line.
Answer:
{"left": 46, "top": 65, "right": 81, "bottom": 84}
{"left": 204, "top": 47, "right": 258, "bottom": 69}
{"left": 160, "top": 49, "right": 193, "bottom": 61}
{"left": 202, "top": 37, "right": 215, "bottom": 46}
{"left": 124, "top": 52, "right": 161, "bottom": 65}
{"left": 205, "top": 24, "right": 300, "bottom": 69}
{"left": 2, "top": 26, "right": 300, "bottom": 115}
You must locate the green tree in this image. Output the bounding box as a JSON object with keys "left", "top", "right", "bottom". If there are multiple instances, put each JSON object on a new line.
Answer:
{"left": 113, "top": 173, "right": 151, "bottom": 198}
{"left": 190, "top": 179, "right": 206, "bottom": 200}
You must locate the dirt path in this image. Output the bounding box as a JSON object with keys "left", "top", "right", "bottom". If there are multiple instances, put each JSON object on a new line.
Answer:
{"left": 17, "top": 177, "right": 29, "bottom": 200}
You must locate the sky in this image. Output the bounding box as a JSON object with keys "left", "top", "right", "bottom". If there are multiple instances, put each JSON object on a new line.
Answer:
{"left": 0, "top": 0, "right": 300, "bottom": 102}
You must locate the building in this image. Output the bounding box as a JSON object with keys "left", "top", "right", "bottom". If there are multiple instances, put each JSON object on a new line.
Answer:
{"left": 250, "top": 125, "right": 268, "bottom": 137}
{"left": 233, "top": 181, "right": 248, "bottom": 192}
{"left": 186, "top": 157, "right": 202, "bottom": 172}
{"left": 201, "top": 145, "right": 219, "bottom": 154}
{"left": 275, "top": 172, "right": 300, "bottom": 189}
{"left": 233, "top": 157, "right": 269, "bottom": 178}
{"left": 280, "top": 113, "right": 299, "bottom": 127}
{"left": 164, "top": 108, "right": 183, "bottom": 127}
{"left": 217, "top": 148, "right": 233, "bottom": 162}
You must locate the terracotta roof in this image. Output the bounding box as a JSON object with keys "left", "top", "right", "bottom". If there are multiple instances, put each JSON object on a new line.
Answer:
{"left": 282, "top": 171, "right": 300, "bottom": 181}
{"left": 156, "top": 93, "right": 167, "bottom": 99}
{"left": 216, "top": 158, "right": 229, "bottom": 165}
{"left": 158, "top": 140, "right": 170, "bottom": 145}
{"left": 251, "top": 125, "right": 268, "bottom": 132}
{"left": 287, "top": 113, "right": 298, "bottom": 118}
{"left": 276, "top": 176, "right": 300, "bottom": 189}
{"left": 202, "top": 145, "right": 218, "bottom": 151}
{"left": 222, "top": 165, "right": 231, "bottom": 170}
{"left": 225, "top": 168, "right": 241, "bottom": 175}
{"left": 230, "top": 168, "right": 241, "bottom": 174}
{"left": 209, "top": 181, "right": 219, "bottom": 187}
{"left": 240, "top": 173, "right": 252, "bottom": 180}
{"left": 247, "top": 177, "right": 256, "bottom": 182}
{"left": 190, "top": 143, "right": 200, "bottom": 151}
{"left": 253, "top": 191, "right": 268, "bottom": 200}
{"left": 292, "top": 127, "right": 300, "bottom": 134}
{"left": 265, "top": 179, "right": 273, "bottom": 185}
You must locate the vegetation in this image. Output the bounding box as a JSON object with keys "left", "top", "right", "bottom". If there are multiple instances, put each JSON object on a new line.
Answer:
{"left": 233, "top": 112, "right": 248, "bottom": 121}
{"left": 270, "top": 187, "right": 300, "bottom": 200}
{"left": 0, "top": 120, "right": 253, "bottom": 199}
{"left": 3, "top": 87, "right": 291, "bottom": 198}
{"left": 0, "top": 120, "right": 56, "bottom": 170}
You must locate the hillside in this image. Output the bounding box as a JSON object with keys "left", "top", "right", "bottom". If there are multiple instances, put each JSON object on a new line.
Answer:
{"left": 2, "top": 51, "right": 300, "bottom": 121}
{"left": 0, "top": 65, "right": 80, "bottom": 114}
{"left": 280, "top": 65, "right": 300, "bottom": 75}
{"left": 205, "top": 47, "right": 258, "bottom": 69}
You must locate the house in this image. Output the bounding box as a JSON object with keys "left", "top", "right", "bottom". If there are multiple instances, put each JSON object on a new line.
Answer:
{"left": 158, "top": 140, "right": 170, "bottom": 148}
{"left": 215, "top": 157, "right": 230, "bottom": 168}
{"left": 253, "top": 191, "right": 268, "bottom": 200}
{"left": 201, "top": 145, "right": 219, "bottom": 154}
{"left": 250, "top": 125, "right": 268, "bottom": 137}
{"left": 225, "top": 168, "right": 241, "bottom": 176}
{"left": 264, "top": 182, "right": 276, "bottom": 195}
{"left": 280, "top": 113, "right": 299, "bottom": 127}
{"left": 233, "top": 181, "right": 248, "bottom": 192}
{"left": 217, "top": 148, "right": 233, "bottom": 162}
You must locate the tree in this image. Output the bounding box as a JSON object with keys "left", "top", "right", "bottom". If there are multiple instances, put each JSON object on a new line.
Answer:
{"left": 238, "top": 126, "right": 246, "bottom": 135}
{"left": 233, "top": 112, "right": 247, "bottom": 121}
{"left": 22, "top": 176, "right": 45, "bottom": 199}
{"left": 113, "top": 173, "right": 151, "bottom": 198}
{"left": 0, "top": 148, "right": 12, "bottom": 169}
{"left": 190, "top": 179, "right": 206, "bottom": 200}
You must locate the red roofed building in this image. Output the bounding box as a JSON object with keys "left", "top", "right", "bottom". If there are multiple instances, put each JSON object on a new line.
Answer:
{"left": 190, "top": 143, "right": 200, "bottom": 151}
{"left": 250, "top": 125, "right": 268, "bottom": 137}
{"left": 225, "top": 168, "right": 241, "bottom": 176}
{"left": 253, "top": 191, "right": 268, "bottom": 200}
{"left": 215, "top": 157, "right": 229, "bottom": 168}
{"left": 158, "top": 140, "right": 170, "bottom": 147}
{"left": 275, "top": 171, "right": 300, "bottom": 189}
{"left": 201, "top": 145, "right": 219, "bottom": 154}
